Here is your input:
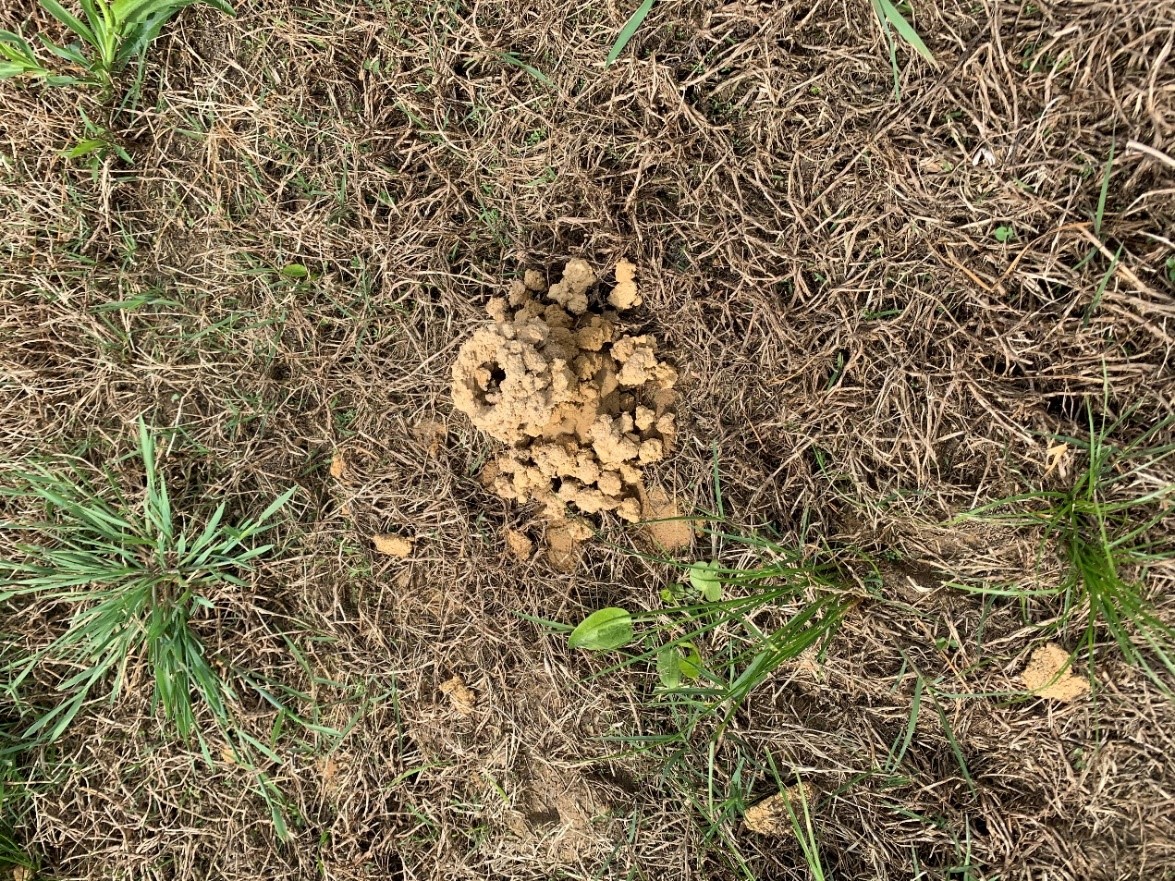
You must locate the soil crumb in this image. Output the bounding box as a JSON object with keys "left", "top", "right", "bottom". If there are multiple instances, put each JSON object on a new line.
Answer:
{"left": 1022, "top": 643, "right": 1090, "bottom": 701}
{"left": 744, "top": 782, "right": 818, "bottom": 836}
{"left": 609, "top": 258, "right": 641, "bottom": 309}
{"left": 439, "top": 675, "right": 477, "bottom": 716}
{"left": 373, "top": 533, "right": 414, "bottom": 558}
{"left": 505, "top": 528, "right": 535, "bottom": 560}
{"left": 546, "top": 521, "right": 590, "bottom": 572}
{"left": 451, "top": 258, "right": 676, "bottom": 545}
{"left": 640, "top": 485, "right": 694, "bottom": 551}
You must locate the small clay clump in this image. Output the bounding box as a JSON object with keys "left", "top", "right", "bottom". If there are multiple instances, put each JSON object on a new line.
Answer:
{"left": 1021, "top": 643, "right": 1090, "bottom": 701}
{"left": 452, "top": 259, "right": 676, "bottom": 532}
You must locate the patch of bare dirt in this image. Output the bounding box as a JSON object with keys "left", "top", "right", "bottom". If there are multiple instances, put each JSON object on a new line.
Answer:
{"left": 504, "top": 761, "right": 612, "bottom": 866}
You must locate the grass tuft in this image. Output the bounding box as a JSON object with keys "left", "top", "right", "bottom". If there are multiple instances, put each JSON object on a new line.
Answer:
{"left": 607, "top": 0, "right": 658, "bottom": 65}
{"left": 1, "top": 418, "right": 293, "bottom": 743}
{"left": 0, "top": 0, "right": 234, "bottom": 93}
{"left": 0, "top": 418, "right": 313, "bottom": 837}
{"left": 954, "top": 397, "right": 1175, "bottom": 691}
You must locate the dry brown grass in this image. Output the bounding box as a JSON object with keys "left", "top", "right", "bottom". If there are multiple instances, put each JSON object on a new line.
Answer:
{"left": 2, "top": 0, "right": 1174, "bottom": 878}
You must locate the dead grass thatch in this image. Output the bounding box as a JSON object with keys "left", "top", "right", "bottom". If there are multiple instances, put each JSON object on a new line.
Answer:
{"left": 1, "top": 0, "right": 1174, "bottom": 878}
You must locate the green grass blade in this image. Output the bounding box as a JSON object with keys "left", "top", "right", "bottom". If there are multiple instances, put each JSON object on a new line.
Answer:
{"left": 251, "top": 485, "right": 297, "bottom": 529}
{"left": 184, "top": 501, "right": 227, "bottom": 559}
{"left": 606, "top": 0, "right": 657, "bottom": 66}
{"left": 1083, "top": 245, "right": 1120, "bottom": 325}
{"left": 39, "top": 0, "right": 97, "bottom": 44}
{"left": 497, "top": 51, "right": 551, "bottom": 86}
{"left": 887, "top": 674, "right": 923, "bottom": 771}
{"left": 933, "top": 694, "right": 976, "bottom": 796}
{"left": 1094, "top": 140, "right": 1115, "bottom": 237}
{"left": 874, "top": 0, "right": 936, "bottom": 64}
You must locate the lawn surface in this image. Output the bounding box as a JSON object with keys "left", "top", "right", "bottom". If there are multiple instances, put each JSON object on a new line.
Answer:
{"left": 2, "top": 1, "right": 1175, "bottom": 879}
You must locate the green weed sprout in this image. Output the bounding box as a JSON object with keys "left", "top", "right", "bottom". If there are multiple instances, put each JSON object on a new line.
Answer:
{"left": 954, "top": 403, "right": 1175, "bottom": 691}
{"left": 0, "top": 0, "right": 234, "bottom": 92}
{"left": 561, "top": 528, "right": 854, "bottom": 736}
{"left": 0, "top": 419, "right": 295, "bottom": 742}
{"left": 0, "top": 420, "right": 314, "bottom": 836}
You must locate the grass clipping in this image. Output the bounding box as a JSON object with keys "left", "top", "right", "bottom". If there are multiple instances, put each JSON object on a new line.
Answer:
{"left": 452, "top": 259, "right": 676, "bottom": 544}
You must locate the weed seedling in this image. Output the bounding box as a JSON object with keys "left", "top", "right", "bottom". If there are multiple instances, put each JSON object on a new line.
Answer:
{"left": 0, "top": 419, "right": 316, "bottom": 837}
{"left": 0, "top": 0, "right": 234, "bottom": 94}
{"left": 61, "top": 106, "right": 132, "bottom": 174}
{"left": 953, "top": 398, "right": 1175, "bottom": 691}
{"left": 562, "top": 527, "right": 854, "bottom": 738}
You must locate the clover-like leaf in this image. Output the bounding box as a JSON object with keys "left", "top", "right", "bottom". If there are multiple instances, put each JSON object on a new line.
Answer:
{"left": 689, "top": 561, "right": 723, "bottom": 602}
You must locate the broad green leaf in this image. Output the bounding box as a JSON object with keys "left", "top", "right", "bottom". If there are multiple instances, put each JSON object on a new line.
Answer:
{"left": 679, "top": 643, "right": 702, "bottom": 679}
{"left": 115, "top": 17, "right": 172, "bottom": 66}
{"left": 62, "top": 138, "right": 107, "bottom": 159}
{"left": 568, "top": 607, "right": 633, "bottom": 651}
{"left": 660, "top": 582, "right": 685, "bottom": 604}
{"left": 0, "top": 62, "right": 35, "bottom": 78}
{"left": 114, "top": 0, "right": 233, "bottom": 26}
{"left": 1, "top": 30, "right": 39, "bottom": 58}
{"left": 657, "top": 642, "right": 703, "bottom": 688}
{"left": 40, "top": 39, "right": 91, "bottom": 65}
{"left": 656, "top": 645, "right": 681, "bottom": 688}
{"left": 280, "top": 263, "right": 310, "bottom": 279}
{"left": 689, "top": 560, "right": 723, "bottom": 601}
{"left": 112, "top": 0, "right": 189, "bottom": 24}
